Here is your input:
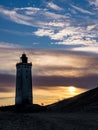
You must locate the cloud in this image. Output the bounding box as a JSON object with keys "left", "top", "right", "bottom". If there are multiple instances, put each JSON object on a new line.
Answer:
{"left": 47, "top": 2, "right": 63, "bottom": 11}
{"left": 0, "top": 73, "right": 15, "bottom": 92}
{"left": 87, "top": 24, "right": 97, "bottom": 31}
{"left": 0, "top": 42, "right": 21, "bottom": 49}
{"left": 0, "top": 47, "right": 98, "bottom": 93}
{"left": 71, "top": 46, "right": 98, "bottom": 53}
{"left": 89, "top": 0, "right": 98, "bottom": 8}
{"left": 71, "top": 4, "right": 94, "bottom": 15}
{"left": 0, "top": 42, "right": 23, "bottom": 75}
{"left": 0, "top": 28, "right": 32, "bottom": 36}
{"left": 0, "top": 5, "right": 98, "bottom": 52}
{"left": 33, "top": 74, "right": 98, "bottom": 89}
{"left": 34, "top": 29, "right": 54, "bottom": 37}
{"left": 34, "top": 26, "right": 98, "bottom": 52}
{"left": 34, "top": 27, "right": 77, "bottom": 40}
{"left": 0, "top": 6, "right": 33, "bottom": 26}
{"left": 0, "top": 6, "right": 66, "bottom": 28}
{"left": 32, "top": 50, "right": 98, "bottom": 79}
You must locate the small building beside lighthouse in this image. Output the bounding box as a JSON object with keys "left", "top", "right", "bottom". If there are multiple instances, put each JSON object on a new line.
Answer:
{"left": 15, "top": 53, "right": 32, "bottom": 105}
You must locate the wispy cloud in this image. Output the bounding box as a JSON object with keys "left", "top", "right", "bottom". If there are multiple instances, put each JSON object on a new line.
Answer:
{"left": 86, "top": 24, "right": 97, "bottom": 31}
{"left": 0, "top": 6, "right": 36, "bottom": 26}
{"left": 0, "top": 28, "right": 32, "bottom": 36}
{"left": 0, "top": 42, "right": 23, "bottom": 75}
{"left": 71, "top": 46, "right": 98, "bottom": 53}
{"left": 34, "top": 26, "right": 98, "bottom": 51}
{"left": 89, "top": 0, "right": 98, "bottom": 8}
{"left": 0, "top": 42, "right": 21, "bottom": 48}
{"left": 0, "top": 4, "right": 98, "bottom": 52}
{"left": 0, "top": 6, "right": 66, "bottom": 28}
{"left": 47, "top": 2, "right": 63, "bottom": 11}
{"left": 71, "top": 4, "right": 94, "bottom": 15}
{"left": 34, "top": 29, "right": 54, "bottom": 38}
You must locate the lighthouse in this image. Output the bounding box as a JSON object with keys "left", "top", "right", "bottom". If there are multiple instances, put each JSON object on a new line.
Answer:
{"left": 15, "top": 53, "right": 32, "bottom": 105}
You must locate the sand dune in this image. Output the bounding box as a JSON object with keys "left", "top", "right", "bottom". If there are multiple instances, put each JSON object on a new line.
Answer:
{"left": 47, "top": 87, "right": 98, "bottom": 112}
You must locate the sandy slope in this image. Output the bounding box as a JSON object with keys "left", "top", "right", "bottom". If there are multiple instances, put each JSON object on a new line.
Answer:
{"left": 0, "top": 112, "right": 98, "bottom": 130}
{"left": 47, "top": 87, "right": 98, "bottom": 113}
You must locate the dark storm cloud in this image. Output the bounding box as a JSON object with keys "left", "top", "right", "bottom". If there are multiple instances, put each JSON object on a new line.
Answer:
{"left": 33, "top": 74, "right": 98, "bottom": 89}
{"left": 0, "top": 73, "right": 15, "bottom": 92}
{"left": 0, "top": 70, "right": 98, "bottom": 92}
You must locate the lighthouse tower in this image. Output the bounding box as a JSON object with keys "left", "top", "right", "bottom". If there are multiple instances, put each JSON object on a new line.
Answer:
{"left": 15, "top": 53, "right": 32, "bottom": 105}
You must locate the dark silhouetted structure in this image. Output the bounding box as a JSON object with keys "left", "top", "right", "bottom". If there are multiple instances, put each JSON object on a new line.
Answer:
{"left": 15, "top": 53, "right": 32, "bottom": 105}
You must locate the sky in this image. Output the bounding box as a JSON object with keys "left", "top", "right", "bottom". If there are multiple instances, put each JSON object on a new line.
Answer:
{"left": 0, "top": 0, "right": 98, "bottom": 105}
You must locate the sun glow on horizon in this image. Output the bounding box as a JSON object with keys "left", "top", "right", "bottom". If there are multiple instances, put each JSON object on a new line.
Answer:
{"left": 33, "top": 86, "right": 87, "bottom": 105}
{"left": 0, "top": 87, "right": 87, "bottom": 106}
{"left": 68, "top": 86, "right": 76, "bottom": 93}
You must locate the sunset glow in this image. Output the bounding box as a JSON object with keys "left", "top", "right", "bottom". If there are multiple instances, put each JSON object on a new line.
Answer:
{"left": 0, "top": 87, "right": 87, "bottom": 106}
{"left": 0, "top": 49, "right": 97, "bottom": 106}
{"left": 68, "top": 86, "right": 76, "bottom": 93}
{"left": 33, "top": 87, "right": 86, "bottom": 105}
